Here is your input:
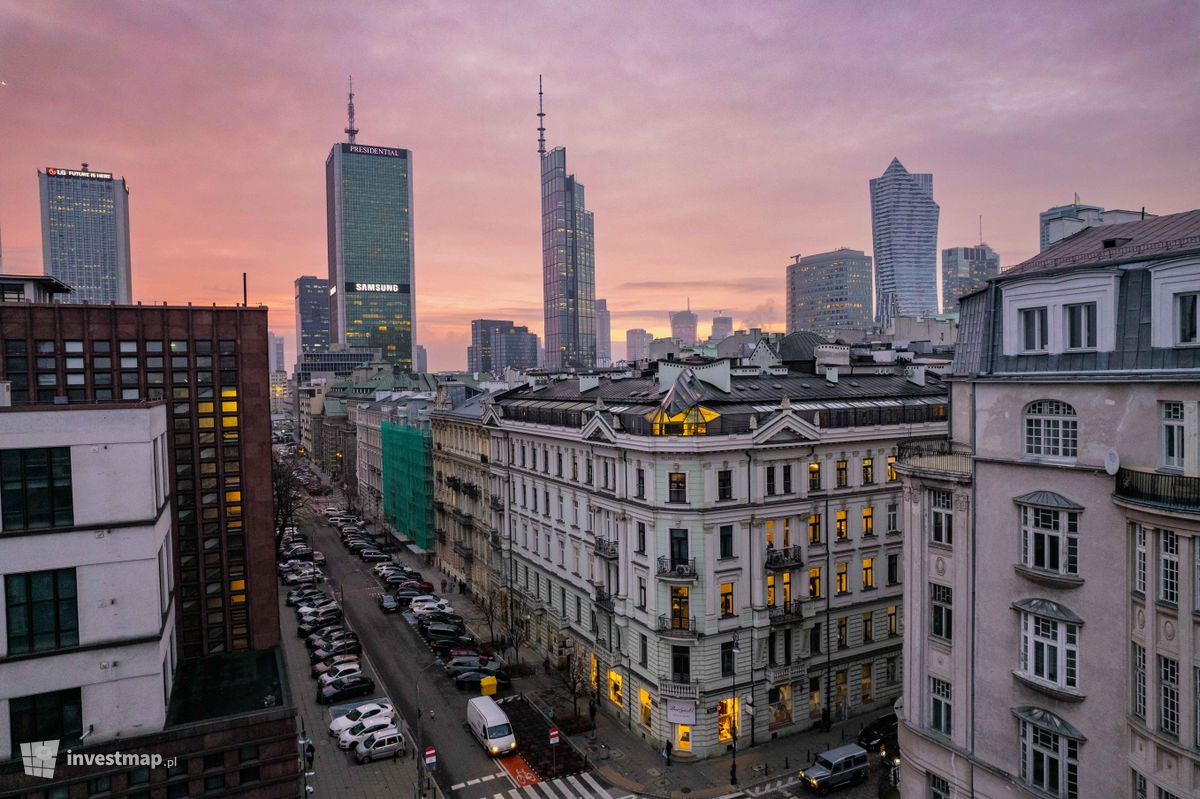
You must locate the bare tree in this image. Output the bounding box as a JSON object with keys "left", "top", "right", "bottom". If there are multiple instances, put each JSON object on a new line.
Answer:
{"left": 565, "top": 645, "right": 592, "bottom": 718}
{"left": 272, "top": 453, "right": 308, "bottom": 543}
{"left": 478, "top": 588, "right": 501, "bottom": 647}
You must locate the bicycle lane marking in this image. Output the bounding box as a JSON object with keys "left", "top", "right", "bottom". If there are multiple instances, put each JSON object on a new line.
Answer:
{"left": 497, "top": 754, "right": 539, "bottom": 788}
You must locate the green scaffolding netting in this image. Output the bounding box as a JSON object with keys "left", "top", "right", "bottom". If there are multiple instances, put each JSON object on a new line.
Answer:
{"left": 381, "top": 420, "right": 433, "bottom": 550}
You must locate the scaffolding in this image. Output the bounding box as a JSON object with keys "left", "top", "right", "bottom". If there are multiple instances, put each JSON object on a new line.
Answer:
{"left": 381, "top": 420, "right": 433, "bottom": 550}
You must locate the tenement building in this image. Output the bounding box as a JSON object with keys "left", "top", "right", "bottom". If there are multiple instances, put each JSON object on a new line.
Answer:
{"left": 897, "top": 209, "right": 1200, "bottom": 799}
{"left": 484, "top": 343, "right": 948, "bottom": 758}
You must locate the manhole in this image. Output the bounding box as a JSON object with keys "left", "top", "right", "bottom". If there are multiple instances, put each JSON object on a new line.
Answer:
{"left": 654, "top": 778, "right": 670, "bottom": 788}
{"left": 646, "top": 768, "right": 660, "bottom": 777}
{"left": 753, "top": 763, "right": 766, "bottom": 773}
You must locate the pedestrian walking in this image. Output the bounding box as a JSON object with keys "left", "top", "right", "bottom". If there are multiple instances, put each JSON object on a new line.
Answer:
{"left": 441, "top": 579, "right": 447, "bottom": 593}
{"left": 304, "top": 740, "right": 315, "bottom": 770}
{"left": 543, "top": 657, "right": 551, "bottom": 675}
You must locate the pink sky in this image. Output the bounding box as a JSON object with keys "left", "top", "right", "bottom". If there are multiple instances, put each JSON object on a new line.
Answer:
{"left": 1, "top": 1, "right": 1197, "bottom": 370}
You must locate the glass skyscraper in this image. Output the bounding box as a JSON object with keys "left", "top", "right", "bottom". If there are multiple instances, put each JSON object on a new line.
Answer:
{"left": 941, "top": 244, "right": 999, "bottom": 311}
{"left": 786, "top": 248, "right": 873, "bottom": 334}
{"left": 294, "top": 275, "right": 331, "bottom": 358}
{"left": 541, "top": 145, "right": 596, "bottom": 370}
{"left": 38, "top": 165, "right": 132, "bottom": 304}
{"left": 326, "top": 143, "right": 415, "bottom": 370}
{"left": 869, "top": 158, "right": 939, "bottom": 326}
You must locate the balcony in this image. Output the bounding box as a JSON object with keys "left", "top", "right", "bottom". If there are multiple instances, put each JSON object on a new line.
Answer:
{"left": 594, "top": 586, "right": 614, "bottom": 611}
{"left": 434, "top": 528, "right": 446, "bottom": 543}
{"left": 453, "top": 540, "right": 473, "bottom": 561}
{"left": 896, "top": 439, "right": 972, "bottom": 478}
{"left": 1115, "top": 467, "right": 1200, "bottom": 514}
{"left": 658, "top": 678, "right": 699, "bottom": 700}
{"left": 656, "top": 614, "right": 698, "bottom": 638}
{"left": 657, "top": 556, "right": 698, "bottom": 580}
{"left": 488, "top": 495, "right": 504, "bottom": 512}
{"left": 765, "top": 545, "right": 804, "bottom": 570}
{"left": 768, "top": 599, "right": 807, "bottom": 623}
{"left": 764, "top": 662, "right": 806, "bottom": 685}
{"left": 489, "top": 530, "right": 503, "bottom": 549}
{"left": 593, "top": 538, "right": 619, "bottom": 560}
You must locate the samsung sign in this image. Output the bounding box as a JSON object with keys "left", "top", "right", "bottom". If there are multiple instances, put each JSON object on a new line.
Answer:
{"left": 347, "top": 282, "right": 409, "bottom": 293}
{"left": 343, "top": 144, "right": 406, "bottom": 158}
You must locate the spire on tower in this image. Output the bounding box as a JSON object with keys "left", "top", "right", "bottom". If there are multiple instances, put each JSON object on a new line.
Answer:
{"left": 345, "top": 75, "right": 359, "bottom": 144}
{"left": 537, "top": 75, "right": 546, "bottom": 157}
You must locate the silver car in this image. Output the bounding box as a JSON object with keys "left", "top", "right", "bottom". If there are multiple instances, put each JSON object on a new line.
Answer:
{"left": 355, "top": 727, "right": 406, "bottom": 763}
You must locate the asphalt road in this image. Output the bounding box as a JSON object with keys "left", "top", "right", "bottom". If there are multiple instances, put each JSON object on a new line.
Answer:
{"left": 297, "top": 505, "right": 510, "bottom": 793}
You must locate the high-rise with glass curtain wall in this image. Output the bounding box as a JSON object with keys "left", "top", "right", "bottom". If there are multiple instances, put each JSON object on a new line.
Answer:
{"left": 539, "top": 79, "right": 596, "bottom": 370}
{"left": 38, "top": 164, "right": 132, "bottom": 304}
{"left": 870, "top": 158, "right": 939, "bottom": 327}
{"left": 326, "top": 86, "right": 416, "bottom": 370}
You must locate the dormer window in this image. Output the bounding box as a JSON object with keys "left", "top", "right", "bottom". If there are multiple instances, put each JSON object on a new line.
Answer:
{"left": 1177, "top": 292, "right": 1198, "bottom": 344}
{"left": 1064, "top": 303, "right": 1097, "bottom": 350}
{"left": 1021, "top": 307, "right": 1049, "bottom": 352}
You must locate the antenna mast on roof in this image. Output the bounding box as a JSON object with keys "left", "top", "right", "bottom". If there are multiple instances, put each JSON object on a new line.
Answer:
{"left": 979, "top": 215, "right": 983, "bottom": 245}
{"left": 537, "top": 75, "right": 546, "bottom": 157}
{"left": 345, "top": 75, "right": 359, "bottom": 144}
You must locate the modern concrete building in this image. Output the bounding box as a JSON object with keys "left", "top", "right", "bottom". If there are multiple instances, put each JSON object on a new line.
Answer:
{"left": 670, "top": 306, "right": 699, "bottom": 346}
{"left": 0, "top": 274, "right": 74, "bottom": 305}
{"left": 897, "top": 209, "right": 1200, "bottom": 799}
{"left": 484, "top": 353, "right": 948, "bottom": 759}
{"left": 870, "top": 158, "right": 940, "bottom": 327}
{"left": 415, "top": 343, "right": 428, "bottom": 374}
{"left": 38, "top": 164, "right": 132, "bottom": 305}
{"left": 293, "top": 346, "right": 380, "bottom": 384}
{"left": 468, "top": 320, "right": 538, "bottom": 374}
{"left": 268, "top": 331, "right": 285, "bottom": 373}
{"left": 539, "top": 82, "right": 597, "bottom": 370}
{"left": 596, "top": 299, "right": 612, "bottom": 366}
{"left": 294, "top": 275, "right": 331, "bottom": 357}
{"left": 786, "top": 249, "right": 874, "bottom": 334}
{"left": 1038, "top": 200, "right": 1154, "bottom": 251}
{"left": 710, "top": 313, "right": 733, "bottom": 344}
{"left": 625, "top": 329, "right": 653, "bottom": 362}
{"left": 269, "top": 371, "right": 290, "bottom": 417}
{"left": 941, "top": 244, "right": 1000, "bottom": 312}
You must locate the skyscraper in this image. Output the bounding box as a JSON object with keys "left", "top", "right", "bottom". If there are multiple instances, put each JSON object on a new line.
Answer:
{"left": 669, "top": 303, "right": 698, "bottom": 345}
{"left": 870, "top": 158, "right": 939, "bottom": 326}
{"left": 327, "top": 83, "right": 416, "bottom": 370}
{"left": 786, "top": 248, "right": 874, "bottom": 334}
{"left": 709, "top": 312, "right": 733, "bottom": 343}
{"left": 415, "top": 344, "right": 428, "bottom": 374}
{"left": 1038, "top": 199, "right": 1153, "bottom": 250}
{"left": 595, "top": 298, "right": 612, "bottom": 365}
{"left": 38, "top": 164, "right": 132, "bottom": 304}
{"left": 268, "top": 331, "right": 285, "bottom": 372}
{"left": 294, "top": 275, "right": 331, "bottom": 357}
{"left": 625, "top": 328, "right": 653, "bottom": 362}
{"left": 940, "top": 244, "right": 999, "bottom": 311}
{"left": 467, "top": 319, "right": 538, "bottom": 373}
{"left": 539, "top": 78, "right": 596, "bottom": 370}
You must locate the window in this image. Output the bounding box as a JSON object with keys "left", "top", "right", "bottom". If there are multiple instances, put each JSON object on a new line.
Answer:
{"left": 1, "top": 447, "right": 73, "bottom": 530}
{"left": 862, "top": 506, "right": 874, "bottom": 536}
{"left": 887, "top": 553, "right": 900, "bottom": 585}
{"left": 1157, "top": 789, "right": 1180, "bottom": 799}
{"left": 668, "top": 472, "right": 686, "bottom": 503}
{"left": 1177, "top": 292, "right": 1199, "bottom": 344}
{"left": 1021, "top": 506, "right": 1079, "bottom": 576}
{"left": 638, "top": 577, "right": 646, "bottom": 609}
{"left": 5, "top": 569, "right": 79, "bottom": 654}
{"left": 721, "top": 642, "right": 735, "bottom": 676}
{"left": 766, "top": 574, "right": 776, "bottom": 606}
{"left": 931, "top": 584, "right": 952, "bottom": 641}
{"left": 836, "top": 460, "right": 848, "bottom": 487}
{"left": 671, "top": 646, "right": 690, "bottom": 683}
{"left": 1024, "top": 400, "right": 1078, "bottom": 458}
{"left": 836, "top": 562, "right": 848, "bottom": 595}
{"left": 930, "top": 490, "right": 953, "bottom": 546}
{"left": 719, "top": 525, "right": 734, "bottom": 559}
{"left": 1161, "top": 402, "right": 1185, "bottom": 469}
{"left": 887, "top": 502, "right": 898, "bottom": 533}
{"left": 639, "top": 634, "right": 647, "bottom": 666}
{"left": 719, "top": 583, "right": 734, "bottom": 617}
{"left": 808, "top": 462, "right": 821, "bottom": 491}
{"left": 930, "top": 677, "right": 952, "bottom": 735}
{"left": 608, "top": 671, "right": 623, "bottom": 705}
{"left": 636, "top": 468, "right": 645, "bottom": 498}
{"left": 887, "top": 455, "right": 897, "bottom": 482}
{"left": 888, "top": 605, "right": 898, "bottom": 636}
{"left": 1133, "top": 523, "right": 1147, "bottom": 594}
{"left": 808, "top": 567, "right": 821, "bottom": 599}
{"left": 1159, "top": 529, "right": 1179, "bottom": 604}
{"left": 835, "top": 509, "right": 847, "bottom": 540}
{"left": 1132, "top": 643, "right": 1146, "bottom": 718}
{"left": 766, "top": 466, "right": 776, "bottom": 496}
{"left": 862, "top": 457, "right": 874, "bottom": 484}
{"left": 809, "top": 624, "right": 822, "bottom": 655}
{"left": 808, "top": 513, "right": 822, "bottom": 544}
{"left": 928, "top": 773, "right": 951, "bottom": 799}
{"left": 862, "top": 558, "right": 875, "bottom": 589}
{"left": 782, "top": 465, "right": 792, "bottom": 494}
{"left": 1160, "top": 655, "right": 1179, "bottom": 736}
{"left": 717, "top": 469, "right": 732, "bottom": 501}
{"left": 837, "top": 616, "right": 847, "bottom": 648}
{"left": 1021, "top": 306, "right": 1049, "bottom": 352}
{"left": 1019, "top": 719, "right": 1078, "bottom": 799}
{"left": 1195, "top": 667, "right": 1200, "bottom": 748}
{"left": 639, "top": 688, "right": 652, "bottom": 729}
{"left": 8, "top": 687, "right": 82, "bottom": 748}
{"left": 860, "top": 664, "right": 873, "bottom": 702}
{"left": 636, "top": 522, "right": 646, "bottom": 554}
{"left": 1064, "top": 302, "right": 1097, "bottom": 350}
{"left": 862, "top": 611, "right": 874, "bottom": 642}
{"left": 1020, "top": 612, "right": 1078, "bottom": 690}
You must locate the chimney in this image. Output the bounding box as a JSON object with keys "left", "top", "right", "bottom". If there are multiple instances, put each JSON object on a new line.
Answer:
{"left": 0, "top": 380, "right": 10, "bottom": 408}
{"left": 908, "top": 366, "right": 926, "bottom": 387}
{"left": 825, "top": 367, "right": 838, "bottom": 384}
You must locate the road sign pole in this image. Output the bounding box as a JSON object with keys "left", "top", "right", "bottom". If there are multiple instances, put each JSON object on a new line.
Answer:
{"left": 549, "top": 728, "right": 558, "bottom": 775}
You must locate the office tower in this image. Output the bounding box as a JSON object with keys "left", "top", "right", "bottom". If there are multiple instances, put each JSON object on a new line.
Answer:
{"left": 467, "top": 319, "right": 538, "bottom": 373}
{"left": 293, "top": 347, "right": 380, "bottom": 384}
{"left": 870, "top": 158, "right": 939, "bottom": 327}
{"left": 710, "top": 312, "right": 733, "bottom": 343}
{"left": 415, "top": 343, "right": 428, "bottom": 373}
{"left": 538, "top": 78, "right": 596, "bottom": 370}
{"left": 38, "top": 164, "right": 132, "bottom": 304}
{"left": 940, "top": 244, "right": 999, "bottom": 311}
{"left": 625, "top": 328, "right": 653, "bottom": 362}
{"left": 786, "top": 248, "right": 874, "bottom": 334}
{"left": 268, "top": 331, "right": 285, "bottom": 372}
{"left": 326, "top": 84, "right": 416, "bottom": 370}
{"left": 0, "top": 294, "right": 278, "bottom": 658}
{"left": 897, "top": 210, "right": 1200, "bottom": 799}
{"left": 1039, "top": 198, "right": 1154, "bottom": 250}
{"left": 294, "top": 275, "right": 331, "bottom": 357}
{"left": 669, "top": 304, "right": 699, "bottom": 346}
{"left": 595, "top": 298, "right": 612, "bottom": 366}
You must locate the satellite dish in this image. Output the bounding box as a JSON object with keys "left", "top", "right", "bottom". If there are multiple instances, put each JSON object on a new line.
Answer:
{"left": 1104, "top": 449, "right": 1120, "bottom": 476}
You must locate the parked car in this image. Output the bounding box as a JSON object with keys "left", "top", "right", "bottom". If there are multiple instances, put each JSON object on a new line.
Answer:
{"left": 412, "top": 602, "right": 452, "bottom": 618}
{"left": 418, "top": 611, "right": 465, "bottom": 631}
{"left": 310, "top": 639, "right": 363, "bottom": 662}
{"left": 423, "top": 623, "right": 469, "bottom": 642}
{"left": 359, "top": 549, "right": 390, "bottom": 562}
{"left": 307, "top": 630, "right": 357, "bottom": 651}
{"left": 436, "top": 645, "right": 480, "bottom": 661}
{"left": 312, "top": 653, "right": 360, "bottom": 678}
{"left": 322, "top": 507, "right": 345, "bottom": 517}
{"left": 856, "top": 713, "right": 898, "bottom": 752}
{"left": 378, "top": 594, "right": 400, "bottom": 614}
{"left": 312, "top": 551, "right": 326, "bottom": 565}
{"left": 455, "top": 670, "right": 512, "bottom": 690}
{"left": 298, "top": 615, "right": 343, "bottom": 637}
{"left": 317, "top": 675, "right": 375, "bottom": 705}
{"left": 283, "top": 569, "right": 323, "bottom": 586}
{"left": 430, "top": 636, "right": 476, "bottom": 656}
{"left": 286, "top": 587, "right": 326, "bottom": 607}
{"left": 318, "top": 663, "right": 364, "bottom": 686}
{"left": 328, "top": 701, "right": 394, "bottom": 737}
{"left": 393, "top": 590, "right": 423, "bottom": 606}
{"left": 338, "top": 718, "right": 394, "bottom": 750}
{"left": 354, "top": 727, "right": 406, "bottom": 764}
{"left": 445, "top": 656, "right": 500, "bottom": 676}
{"left": 395, "top": 579, "right": 435, "bottom": 592}
{"left": 799, "top": 744, "right": 869, "bottom": 795}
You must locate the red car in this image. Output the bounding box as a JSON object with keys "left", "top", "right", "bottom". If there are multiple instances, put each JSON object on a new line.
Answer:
{"left": 312, "top": 551, "right": 326, "bottom": 565}
{"left": 396, "top": 579, "right": 434, "bottom": 592}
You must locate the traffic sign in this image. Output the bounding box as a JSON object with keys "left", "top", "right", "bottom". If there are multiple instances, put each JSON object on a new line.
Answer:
{"left": 423, "top": 746, "right": 436, "bottom": 766}
{"left": 549, "top": 728, "right": 559, "bottom": 745}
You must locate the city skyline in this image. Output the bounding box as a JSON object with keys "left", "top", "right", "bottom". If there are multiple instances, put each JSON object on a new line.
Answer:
{"left": 0, "top": 2, "right": 1197, "bottom": 370}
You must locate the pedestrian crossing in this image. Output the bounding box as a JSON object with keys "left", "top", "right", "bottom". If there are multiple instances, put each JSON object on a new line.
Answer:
{"left": 466, "top": 771, "right": 626, "bottom": 799}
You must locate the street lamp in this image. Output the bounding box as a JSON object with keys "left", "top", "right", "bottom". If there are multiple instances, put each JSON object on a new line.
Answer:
{"left": 730, "top": 634, "right": 741, "bottom": 786}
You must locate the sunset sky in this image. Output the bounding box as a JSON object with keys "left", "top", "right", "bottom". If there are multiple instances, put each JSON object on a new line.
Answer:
{"left": 1, "top": 1, "right": 1197, "bottom": 370}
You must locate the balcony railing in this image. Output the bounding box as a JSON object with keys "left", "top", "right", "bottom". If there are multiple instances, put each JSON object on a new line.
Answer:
{"left": 764, "top": 662, "right": 806, "bottom": 685}
{"left": 658, "top": 678, "right": 700, "bottom": 700}
{"left": 488, "top": 495, "right": 504, "bottom": 511}
{"left": 765, "top": 545, "right": 804, "bottom": 569}
{"left": 453, "top": 540, "right": 473, "bottom": 560}
{"left": 434, "top": 528, "right": 446, "bottom": 543}
{"left": 489, "top": 530, "right": 503, "bottom": 549}
{"left": 593, "top": 538, "right": 619, "bottom": 559}
{"left": 657, "top": 556, "right": 697, "bottom": 579}
{"left": 1116, "top": 467, "right": 1200, "bottom": 513}
{"left": 768, "top": 599, "right": 807, "bottom": 623}
{"left": 594, "top": 587, "right": 614, "bottom": 611}
{"left": 896, "top": 439, "right": 972, "bottom": 477}
{"left": 656, "top": 614, "right": 698, "bottom": 638}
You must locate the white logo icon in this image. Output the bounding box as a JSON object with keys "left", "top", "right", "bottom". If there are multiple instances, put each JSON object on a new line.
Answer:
{"left": 20, "top": 739, "right": 60, "bottom": 779}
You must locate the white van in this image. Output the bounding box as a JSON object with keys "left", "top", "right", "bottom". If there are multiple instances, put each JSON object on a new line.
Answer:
{"left": 466, "top": 696, "right": 517, "bottom": 756}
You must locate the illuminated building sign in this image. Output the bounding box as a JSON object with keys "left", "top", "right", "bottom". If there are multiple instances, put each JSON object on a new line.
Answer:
{"left": 346, "top": 282, "right": 409, "bottom": 293}
{"left": 46, "top": 167, "right": 113, "bottom": 180}
{"left": 342, "top": 144, "right": 407, "bottom": 158}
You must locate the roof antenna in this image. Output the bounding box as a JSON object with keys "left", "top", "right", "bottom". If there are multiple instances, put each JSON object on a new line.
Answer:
{"left": 537, "top": 75, "right": 546, "bottom": 157}
{"left": 345, "top": 75, "right": 359, "bottom": 144}
{"left": 979, "top": 214, "right": 983, "bottom": 245}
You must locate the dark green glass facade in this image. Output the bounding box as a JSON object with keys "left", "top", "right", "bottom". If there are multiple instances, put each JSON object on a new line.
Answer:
{"left": 326, "top": 143, "right": 415, "bottom": 370}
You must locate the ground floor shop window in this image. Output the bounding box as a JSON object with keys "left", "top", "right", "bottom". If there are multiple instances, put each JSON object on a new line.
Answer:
{"left": 768, "top": 685, "right": 792, "bottom": 728}
{"left": 675, "top": 723, "right": 691, "bottom": 752}
{"left": 809, "top": 677, "right": 822, "bottom": 718}
{"left": 608, "top": 670, "right": 623, "bottom": 706}
{"left": 639, "top": 689, "right": 652, "bottom": 729}
{"left": 717, "top": 697, "right": 740, "bottom": 742}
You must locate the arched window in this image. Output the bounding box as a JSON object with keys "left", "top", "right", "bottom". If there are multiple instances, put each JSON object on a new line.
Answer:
{"left": 1023, "top": 400, "right": 1078, "bottom": 457}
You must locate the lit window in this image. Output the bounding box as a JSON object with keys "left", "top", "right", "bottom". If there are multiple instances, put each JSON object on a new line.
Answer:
{"left": 835, "top": 510, "right": 847, "bottom": 540}
{"left": 808, "top": 513, "right": 822, "bottom": 544}
{"left": 861, "top": 558, "right": 874, "bottom": 589}
{"left": 808, "top": 462, "right": 821, "bottom": 491}
{"left": 608, "top": 671, "right": 623, "bottom": 706}
{"left": 887, "top": 455, "right": 897, "bottom": 482}
{"left": 862, "top": 506, "right": 874, "bottom": 536}
{"left": 719, "top": 583, "right": 734, "bottom": 618}
{"left": 765, "top": 574, "right": 775, "bottom": 607}
{"left": 861, "top": 458, "right": 874, "bottom": 484}
{"left": 836, "top": 562, "right": 848, "bottom": 595}
{"left": 808, "top": 567, "right": 821, "bottom": 599}
{"left": 639, "top": 688, "right": 651, "bottom": 729}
